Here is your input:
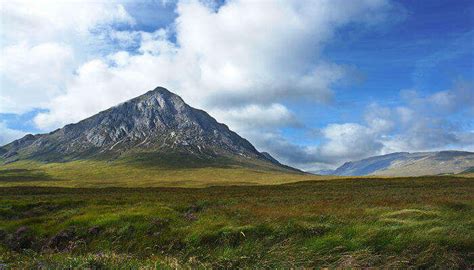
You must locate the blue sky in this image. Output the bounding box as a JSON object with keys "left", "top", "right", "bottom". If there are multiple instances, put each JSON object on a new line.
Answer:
{"left": 0, "top": 0, "right": 473, "bottom": 170}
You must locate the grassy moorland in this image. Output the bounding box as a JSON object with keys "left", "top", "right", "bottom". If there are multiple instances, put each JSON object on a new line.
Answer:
{"left": 0, "top": 158, "right": 326, "bottom": 188}
{"left": 0, "top": 176, "right": 473, "bottom": 268}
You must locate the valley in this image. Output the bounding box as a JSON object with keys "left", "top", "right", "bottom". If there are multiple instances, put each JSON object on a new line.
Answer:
{"left": 0, "top": 88, "right": 473, "bottom": 268}
{"left": 0, "top": 158, "right": 320, "bottom": 188}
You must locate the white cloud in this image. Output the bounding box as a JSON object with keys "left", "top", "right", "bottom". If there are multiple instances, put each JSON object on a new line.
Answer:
{"left": 0, "top": 42, "right": 74, "bottom": 113}
{"left": 364, "top": 103, "right": 394, "bottom": 133}
{"left": 0, "top": 0, "right": 135, "bottom": 113}
{"left": 27, "top": 0, "right": 394, "bottom": 130}
{"left": 7, "top": 0, "right": 455, "bottom": 171}
{"left": 242, "top": 122, "right": 384, "bottom": 171}
{"left": 427, "top": 80, "right": 474, "bottom": 114}
{"left": 321, "top": 82, "right": 474, "bottom": 165}
{"left": 34, "top": 58, "right": 154, "bottom": 129}
{"left": 0, "top": 0, "right": 135, "bottom": 46}
{"left": 211, "top": 104, "right": 302, "bottom": 131}
{"left": 241, "top": 131, "right": 319, "bottom": 166}
{"left": 251, "top": 81, "right": 474, "bottom": 170}
{"left": 319, "top": 123, "right": 383, "bottom": 161}
{"left": 0, "top": 121, "right": 26, "bottom": 146}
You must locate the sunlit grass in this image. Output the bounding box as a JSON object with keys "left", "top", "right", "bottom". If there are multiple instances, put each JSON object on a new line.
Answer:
{"left": 0, "top": 159, "right": 332, "bottom": 188}
{"left": 0, "top": 176, "right": 473, "bottom": 268}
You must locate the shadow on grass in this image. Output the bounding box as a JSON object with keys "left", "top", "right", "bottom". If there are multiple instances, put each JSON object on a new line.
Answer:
{"left": 0, "top": 168, "right": 57, "bottom": 182}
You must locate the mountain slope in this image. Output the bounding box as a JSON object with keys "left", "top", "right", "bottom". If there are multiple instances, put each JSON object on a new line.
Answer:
{"left": 333, "top": 151, "right": 474, "bottom": 176}
{"left": 0, "top": 87, "right": 295, "bottom": 173}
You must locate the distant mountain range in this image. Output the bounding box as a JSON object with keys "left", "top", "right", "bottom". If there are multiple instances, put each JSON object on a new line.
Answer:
{"left": 0, "top": 87, "right": 299, "bottom": 173}
{"left": 324, "top": 151, "right": 474, "bottom": 176}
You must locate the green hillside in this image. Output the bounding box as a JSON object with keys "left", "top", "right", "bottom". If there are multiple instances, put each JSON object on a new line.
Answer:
{"left": 0, "top": 155, "right": 319, "bottom": 188}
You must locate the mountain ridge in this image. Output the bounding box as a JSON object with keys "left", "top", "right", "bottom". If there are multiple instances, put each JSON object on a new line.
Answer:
{"left": 0, "top": 87, "right": 298, "bottom": 172}
{"left": 330, "top": 150, "right": 474, "bottom": 176}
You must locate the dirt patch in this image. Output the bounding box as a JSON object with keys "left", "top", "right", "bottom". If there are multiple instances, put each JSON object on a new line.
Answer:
{"left": 4, "top": 226, "right": 36, "bottom": 251}
{"left": 45, "top": 227, "right": 78, "bottom": 251}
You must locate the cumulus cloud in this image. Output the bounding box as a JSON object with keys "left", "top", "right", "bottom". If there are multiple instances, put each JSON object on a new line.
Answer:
{"left": 241, "top": 131, "right": 320, "bottom": 165}
{"left": 250, "top": 81, "right": 474, "bottom": 171}
{"left": 0, "top": 0, "right": 135, "bottom": 114}
{"left": 0, "top": 43, "right": 74, "bottom": 113}
{"left": 318, "top": 123, "right": 383, "bottom": 160}
{"left": 0, "top": 121, "right": 26, "bottom": 146}
{"left": 250, "top": 123, "right": 384, "bottom": 171}
{"left": 211, "top": 104, "right": 302, "bottom": 130}
{"left": 26, "top": 0, "right": 395, "bottom": 130}
{"left": 7, "top": 0, "right": 470, "bottom": 171}
{"left": 0, "top": 0, "right": 135, "bottom": 45}
{"left": 407, "top": 80, "right": 474, "bottom": 115}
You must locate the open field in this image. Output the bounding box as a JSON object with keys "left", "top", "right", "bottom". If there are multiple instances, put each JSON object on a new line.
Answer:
{"left": 0, "top": 159, "right": 329, "bottom": 188}
{"left": 1, "top": 176, "right": 473, "bottom": 268}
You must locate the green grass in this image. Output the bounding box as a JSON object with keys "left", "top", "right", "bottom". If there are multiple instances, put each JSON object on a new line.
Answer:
{"left": 0, "top": 159, "right": 326, "bottom": 188}
{"left": 1, "top": 176, "right": 473, "bottom": 268}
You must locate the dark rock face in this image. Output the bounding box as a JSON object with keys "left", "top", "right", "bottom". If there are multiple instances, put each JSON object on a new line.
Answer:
{"left": 0, "top": 87, "right": 282, "bottom": 167}
{"left": 261, "top": 152, "right": 281, "bottom": 165}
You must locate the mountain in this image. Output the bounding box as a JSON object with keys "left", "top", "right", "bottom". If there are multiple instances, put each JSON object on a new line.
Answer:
{"left": 0, "top": 87, "right": 296, "bottom": 172}
{"left": 333, "top": 151, "right": 474, "bottom": 176}
{"left": 462, "top": 167, "right": 474, "bottom": 173}
{"left": 310, "top": 169, "right": 335, "bottom": 175}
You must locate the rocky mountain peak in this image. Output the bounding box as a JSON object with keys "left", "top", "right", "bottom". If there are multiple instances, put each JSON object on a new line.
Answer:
{"left": 138, "top": 86, "right": 186, "bottom": 109}
{"left": 1, "top": 87, "right": 290, "bottom": 170}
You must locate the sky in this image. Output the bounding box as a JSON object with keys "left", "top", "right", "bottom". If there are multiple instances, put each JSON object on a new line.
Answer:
{"left": 0, "top": 0, "right": 473, "bottom": 171}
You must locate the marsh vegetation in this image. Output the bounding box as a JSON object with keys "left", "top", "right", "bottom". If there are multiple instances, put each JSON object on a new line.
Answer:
{"left": 0, "top": 176, "right": 472, "bottom": 268}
